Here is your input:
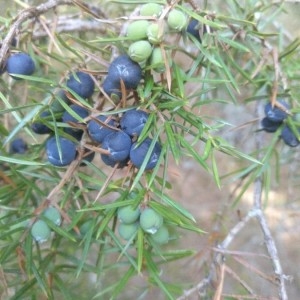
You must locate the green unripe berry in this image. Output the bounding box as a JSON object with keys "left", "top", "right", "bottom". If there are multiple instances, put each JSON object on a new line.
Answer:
{"left": 167, "top": 9, "right": 188, "bottom": 32}
{"left": 150, "top": 47, "right": 166, "bottom": 73}
{"left": 140, "top": 3, "right": 163, "bottom": 17}
{"left": 147, "top": 23, "right": 163, "bottom": 45}
{"left": 151, "top": 225, "right": 169, "bottom": 245}
{"left": 118, "top": 222, "right": 139, "bottom": 240}
{"left": 79, "top": 220, "right": 93, "bottom": 236}
{"left": 117, "top": 205, "right": 140, "bottom": 224}
{"left": 31, "top": 220, "right": 51, "bottom": 243}
{"left": 50, "top": 90, "right": 69, "bottom": 113}
{"left": 43, "top": 207, "right": 62, "bottom": 226}
{"left": 128, "top": 41, "right": 153, "bottom": 63}
{"left": 126, "top": 20, "right": 150, "bottom": 40}
{"left": 139, "top": 208, "right": 163, "bottom": 234}
{"left": 128, "top": 190, "right": 139, "bottom": 199}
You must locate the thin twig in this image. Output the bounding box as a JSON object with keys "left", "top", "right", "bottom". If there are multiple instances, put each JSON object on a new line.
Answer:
{"left": 0, "top": 0, "right": 73, "bottom": 68}
{"left": 254, "top": 102, "right": 289, "bottom": 300}
{"left": 177, "top": 210, "right": 256, "bottom": 300}
{"left": 32, "top": 18, "right": 107, "bottom": 38}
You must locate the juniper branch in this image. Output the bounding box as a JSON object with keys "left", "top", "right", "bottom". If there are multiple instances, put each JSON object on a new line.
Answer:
{"left": 0, "top": 0, "right": 73, "bottom": 68}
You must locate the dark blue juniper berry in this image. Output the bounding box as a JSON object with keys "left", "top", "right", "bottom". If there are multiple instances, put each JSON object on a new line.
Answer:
{"left": 261, "top": 117, "right": 282, "bottom": 133}
{"left": 130, "top": 137, "right": 161, "bottom": 170}
{"left": 46, "top": 136, "right": 77, "bottom": 167}
{"left": 101, "top": 131, "right": 132, "bottom": 164}
{"left": 66, "top": 71, "right": 95, "bottom": 99}
{"left": 107, "top": 55, "right": 142, "bottom": 90}
{"left": 10, "top": 138, "right": 28, "bottom": 154}
{"left": 281, "top": 125, "right": 300, "bottom": 147}
{"left": 102, "top": 76, "right": 122, "bottom": 99}
{"left": 187, "top": 18, "right": 201, "bottom": 42}
{"left": 264, "top": 100, "right": 290, "bottom": 123}
{"left": 6, "top": 52, "right": 35, "bottom": 80}
{"left": 101, "top": 153, "right": 129, "bottom": 168}
{"left": 87, "top": 115, "right": 117, "bottom": 144}
{"left": 62, "top": 104, "right": 89, "bottom": 139}
{"left": 31, "top": 111, "right": 53, "bottom": 134}
{"left": 120, "top": 109, "right": 149, "bottom": 137}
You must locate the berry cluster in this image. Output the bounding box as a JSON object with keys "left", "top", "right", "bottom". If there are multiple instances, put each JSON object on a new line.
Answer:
{"left": 118, "top": 203, "right": 170, "bottom": 245}
{"left": 40, "top": 105, "right": 161, "bottom": 169}
{"left": 102, "top": 55, "right": 142, "bottom": 100}
{"left": 1, "top": 2, "right": 206, "bottom": 249}
{"left": 22, "top": 63, "right": 161, "bottom": 169}
{"left": 261, "top": 100, "right": 300, "bottom": 147}
{"left": 123, "top": 3, "right": 203, "bottom": 75}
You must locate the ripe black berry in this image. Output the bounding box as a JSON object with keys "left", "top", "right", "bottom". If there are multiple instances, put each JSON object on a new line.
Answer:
{"left": 66, "top": 71, "right": 95, "bottom": 98}
{"left": 46, "top": 136, "right": 77, "bottom": 166}
{"left": 6, "top": 52, "right": 35, "bottom": 80}
{"left": 102, "top": 75, "right": 122, "bottom": 99}
{"left": 79, "top": 149, "right": 95, "bottom": 166}
{"left": 101, "top": 131, "right": 132, "bottom": 163}
{"left": 87, "top": 115, "right": 117, "bottom": 143}
{"left": 10, "top": 138, "right": 28, "bottom": 154}
{"left": 120, "top": 109, "right": 149, "bottom": 137}
{"left": 101, "top": 153, "right": 129, "bottom": 168}
{"left": 261, "top": 117, "right": 281, "bottom": 133}
{"left": 187, "top": 18, "right": 201, "bottom": 42}
{"left": 31, "top": 111, "right": 53, "bottom": 134}
{"left": 281, "top": 125, "right": 300, "bottom": 147}
{"left": 108, "top": 55, "right": 142, "bottom": 90}
{"left": 130, "top": 138, "right": 161, "bottom": 170}
{"left": 264, "top": 100, "right": 289, "bottom": 123}
{"left": 62, "top": 104, "right": 89, "bottom": 138}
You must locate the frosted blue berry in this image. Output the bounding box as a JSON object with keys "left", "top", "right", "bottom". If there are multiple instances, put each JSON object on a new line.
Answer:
{"left": 6, "top": 52, "right": 35, "bottom": 80}
{"left": 130, "top": 138, "right": 161, "bottom": 170}
{"left": 31, "top": 111, "right": 53, "bottom": 134}
{"left": 66, "top": 71, "right": 95, "bottom": 98}
{"left": 264, "top": 100, "right": 289, "bottom": 123}
{"left": 281, "top": 125, "right": 300, "bottom": 147}
{"left": 10, "top": 138, "right": 28, "bottom": 154}
{"left": 46, "top": 136, "right": 77, "bottom": 167}
{"left": 261, "top": 117, "right": 281, "bottom": 133}
{"left": 120, "top": 109, "right": 149, "bottom": 137}
{"left": 108, "top": 55, "right": 142, "bottom": 90}
{"left": 87, "top": 115, "right": 117, "bottom": 143}
{"left": 101, "top": 131, "right": 132, "bottom": 163}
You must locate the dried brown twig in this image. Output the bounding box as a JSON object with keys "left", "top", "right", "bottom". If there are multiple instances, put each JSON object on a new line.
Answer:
{"left": 32, "top": 17, "right": 107, "bottom": 38}
{"left": 0, "top": 0, "right": 73, "bottom": 68}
